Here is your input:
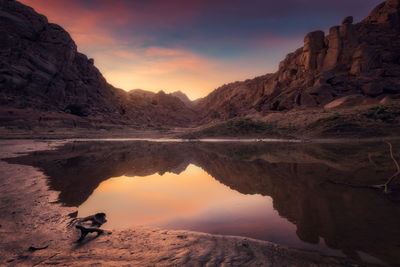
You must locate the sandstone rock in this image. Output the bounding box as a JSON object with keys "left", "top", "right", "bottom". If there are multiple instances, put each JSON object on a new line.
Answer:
{"left": 383, "top": 83, "right": 400, "bottom": 94}
{"left": 387, "top": 0, "right": 400, "bottom": 8}
{"left": 365, "top": 0, "right": 400, "bottom": 27}
{"left": 380, "top": 95, "right": 392, "bottom": 104}
{"left": 308, "top": 85, "right": 332, "bottom": 96}
{"left": 299, "top": 93, "right": 317, "bottom": 107}
{"left": 302, "top": 31, "right": 326, "bottom": 71}
{"left": 350, "top": 43, "right": 379, "bottom": 75}
{"left": 196, "top": 0, "right": 400, "bottom": 120}
{"left": 323, "top": 26, "right": 342, "bottom": 70}
{"left": 339, "top": 22, "right": 358, "bottom": 49}
{"left": 362, "top": 83, "right": 383, "bottom": 96}
{"left": 342, "top": 16, "right": 354, "bottom": 25}
{"left": 324, "top": 95, "right": 365, "bottom": 109}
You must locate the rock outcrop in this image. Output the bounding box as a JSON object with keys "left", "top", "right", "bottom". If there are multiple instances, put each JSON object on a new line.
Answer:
{"left": 0, "top": 0, "right": 196, "bottom": 127}
{"left": 195, "top": 0, "right": 400, "bottom": 122}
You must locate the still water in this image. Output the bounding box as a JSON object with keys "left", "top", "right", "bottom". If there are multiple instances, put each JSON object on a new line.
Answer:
{"left": 8, "top": 140, "right": 400, "bottom": 265}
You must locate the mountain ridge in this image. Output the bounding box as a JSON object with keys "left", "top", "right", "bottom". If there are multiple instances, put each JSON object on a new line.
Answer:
{"left": 1, "top": 0, "right": 400, "bottom": 137}
{"left": 0, "top": 0, "right": 196, "bottom": 128}
{"left": 194, "top": 0, "right": 400, "bottom": 123}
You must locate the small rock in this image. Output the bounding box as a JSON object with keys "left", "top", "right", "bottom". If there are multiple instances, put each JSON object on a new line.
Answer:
{"left": 324, "top": 94, "right": 365, "bottom": 109}
{"left": 362, "top": 83, "right": 383, "bottom": 96}
{"left": 380, "top": 96, "right": 392, "bottom": 104}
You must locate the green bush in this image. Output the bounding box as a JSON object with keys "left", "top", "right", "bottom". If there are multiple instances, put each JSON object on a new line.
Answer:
{"left": 364, "top": 106, "right": 396, "bottom": 123}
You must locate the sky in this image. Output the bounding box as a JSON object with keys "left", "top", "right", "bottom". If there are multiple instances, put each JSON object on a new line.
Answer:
{"left": 20, "top": 0, "right": 382, "bottom": 100}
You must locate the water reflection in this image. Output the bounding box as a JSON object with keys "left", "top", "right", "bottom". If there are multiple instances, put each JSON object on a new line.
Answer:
{"left": 7, "top": 140, "right": 400, "bottom": 265}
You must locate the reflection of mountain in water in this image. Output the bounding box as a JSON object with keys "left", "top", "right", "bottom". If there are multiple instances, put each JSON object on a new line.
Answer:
{"left": 7, "top": 141, "right": 400, "bottom": 265}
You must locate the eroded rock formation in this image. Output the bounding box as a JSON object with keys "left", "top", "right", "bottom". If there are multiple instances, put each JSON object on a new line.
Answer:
{"left": 196, "top": 0, "right": 400, "bottom": 121}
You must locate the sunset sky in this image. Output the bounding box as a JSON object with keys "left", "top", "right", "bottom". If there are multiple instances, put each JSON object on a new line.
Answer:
{"left": 20, "top": 0, "right": 381, "bottom": 100}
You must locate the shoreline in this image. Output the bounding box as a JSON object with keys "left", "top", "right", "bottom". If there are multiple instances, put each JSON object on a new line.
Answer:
{"left": 0, "top": 139, "right": 378, "bottom": 266}
{"left": 1, "top": 135, "right": 399, "bottom": 144}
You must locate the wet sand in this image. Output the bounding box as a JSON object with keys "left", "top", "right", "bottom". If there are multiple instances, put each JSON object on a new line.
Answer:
{"left": 0, "top": 140, "right": 378, "bottom": 266}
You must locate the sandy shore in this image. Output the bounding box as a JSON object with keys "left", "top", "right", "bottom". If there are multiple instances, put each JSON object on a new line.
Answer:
{"left": 0, "top": 140, "right": 375, "bottom": 266}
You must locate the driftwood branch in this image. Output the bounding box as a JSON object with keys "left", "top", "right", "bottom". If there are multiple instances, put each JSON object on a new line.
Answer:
{"left": 28, "top": 245, "right": 49, "bottom": 252}
{"left": 70, "top": 213, "right": 108, "bottom": 242}
{"left": 76, "top": 225, "right": 104, "bottom": 242}
{"left": 371, "top": 142, "right": 400, "bottom": 193}
{"left": 78, "top": 212, "right": 107, "bottom": 227}
{"left": 327, "top": 142, "right": 400, "bottom": 193}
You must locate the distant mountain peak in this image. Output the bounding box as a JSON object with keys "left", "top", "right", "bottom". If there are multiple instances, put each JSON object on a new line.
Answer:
{"left": 170, "top": 91, "right": 193, "bottom": 107}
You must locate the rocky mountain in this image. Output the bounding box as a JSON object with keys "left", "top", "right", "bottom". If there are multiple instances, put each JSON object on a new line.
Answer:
{"left": 170, "top": 91, "right": 194, "bottom": 107}
{"left": 0, "top": 0, "right": 196, "bottom": 128}
{"left": 1, "top": 0, "right": 400, "bottom": 134}
{"left": 195, "top": 0, "right": 400, "bottom": 122}
{"left": 129, "top": 89, "right": 155, "bottom": 98}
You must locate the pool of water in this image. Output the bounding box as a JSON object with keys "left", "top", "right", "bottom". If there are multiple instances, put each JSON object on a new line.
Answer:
{"left": 78, "top": 164, "right": 344, "bottom": 256}
{"left": 7, "top": 140, "right": 400, "bottom": 265}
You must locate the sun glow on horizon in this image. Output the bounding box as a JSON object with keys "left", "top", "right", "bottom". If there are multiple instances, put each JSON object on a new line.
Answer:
{"left": 19, "top": 0, "right": 381, "bottom": 99}
{"left": 78, "top": 164, "right": 278, "bottom": 229}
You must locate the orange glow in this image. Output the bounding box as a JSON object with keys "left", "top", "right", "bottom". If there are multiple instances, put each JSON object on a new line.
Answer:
{"left": 18, "top": 0, "right": 275, "bottom": 99}
{"left": 78, "top": 164, "right": 276, "bottom": 228}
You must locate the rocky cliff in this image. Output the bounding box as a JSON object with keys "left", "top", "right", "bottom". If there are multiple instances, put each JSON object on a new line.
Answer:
{"left": 0, "top": 0, "right": 196, "bottom": 128}
{"left": 195, "top": 0, "right": 400, "bottom": 122}
{"left": 1, "top": 0, "right": 400, "bottom": 133}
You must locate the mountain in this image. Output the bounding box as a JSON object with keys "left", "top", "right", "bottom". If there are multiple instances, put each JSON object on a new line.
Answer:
{"left": 0, "top": 0, "right": 196, "bottom": 128}
{"left": 195, "top": 0, "right": 400, "bottom": 122}
{"left": 170, "top": 91, "right": 194, "bottom": 107}
{"left": 1, "top": 0, "right": 400, "bottom": 137}
{"left": 129, "top": 89, "right": 155, "bottom": 98}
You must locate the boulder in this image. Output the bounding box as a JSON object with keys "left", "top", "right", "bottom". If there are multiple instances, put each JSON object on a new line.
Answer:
{"left": 362, "top": 83, "right": 383, "bottom": 96}
{"left": 380, "top": 95, "right": 392, "bottom": 104}
{"left": 324, "top": 95, "right": 366, "bottom": 109}
{"left": 300, "top": 93, "right": 317, "bottom": 107}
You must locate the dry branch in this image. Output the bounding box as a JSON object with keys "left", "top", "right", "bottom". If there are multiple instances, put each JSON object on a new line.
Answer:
{"left": 76, "top": 225, "right": 104, "bottom": 242}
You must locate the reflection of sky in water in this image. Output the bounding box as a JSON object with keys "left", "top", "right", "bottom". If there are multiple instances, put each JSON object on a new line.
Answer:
{"left": 78, "top": 164, "right": 345, "bottom": 257}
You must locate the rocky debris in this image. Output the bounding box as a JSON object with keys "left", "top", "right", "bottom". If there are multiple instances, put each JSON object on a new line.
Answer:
{"left": 0, "top": 0, "right": 196, "bottom": 127}
{"left": 196, "top": 0, "right": 400, "bottom": 122}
